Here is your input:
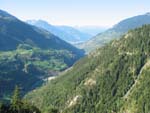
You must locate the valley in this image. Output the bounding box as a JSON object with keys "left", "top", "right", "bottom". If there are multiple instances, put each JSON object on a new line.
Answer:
{"left": 0, "top": 9, "right": 84, "bottom": 102}
{"left": 0, "top": 1, "right": 150, "bottom": 113}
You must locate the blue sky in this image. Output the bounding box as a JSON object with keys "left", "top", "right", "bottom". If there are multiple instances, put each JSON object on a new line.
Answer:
{"left": 0, "top": 0, "right": 150, "bottom": 27}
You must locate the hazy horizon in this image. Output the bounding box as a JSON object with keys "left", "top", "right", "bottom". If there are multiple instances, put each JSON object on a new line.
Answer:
{"left": 0, "top": 0, "right": 150, "bottom": 27}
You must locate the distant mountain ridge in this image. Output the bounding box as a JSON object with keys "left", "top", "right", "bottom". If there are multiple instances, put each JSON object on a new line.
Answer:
{"left": 0, "top": 10, "right": 16, "bottom": 19}
{"left": 0, "top": 10, "right": 84, "bottom": 54}
{"left": 26, "top": 20, "right": 92, "bottom": 44}
{"left": 75, "top": 26, "right": 107, "bottom": 36}
{"left": 78, "top": 13, "right": 150, "bottom": 52}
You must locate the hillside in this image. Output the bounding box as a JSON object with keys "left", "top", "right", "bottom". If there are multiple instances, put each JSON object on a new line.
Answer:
{"left": 26, "top": 20, "right": 92, "bottom": 44}
{"left": 78, "top": 13, "right": 150, "bottom": 52}
{"left": 26, "top": 25, "right": 150, "bottom": 113}
{"left": 0, "top": 10, "right": 84, "bottom": 101}
{"left": 0, "top": 10, "right": 84, "bottom": 55}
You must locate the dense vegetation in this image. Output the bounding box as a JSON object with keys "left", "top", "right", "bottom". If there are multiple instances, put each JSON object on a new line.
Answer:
{"left": 78, "top": 13, "right": 150, "bottom": 52}
{"left": 0, "top": 86, "right": 41, "bottom": 113}
{"left": 26, "top": 25, "right": 150, "bottom": 113}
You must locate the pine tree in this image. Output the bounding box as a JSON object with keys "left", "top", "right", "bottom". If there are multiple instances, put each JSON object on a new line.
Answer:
{"left": 0, "top": 86, "right": 41, "bottom": 113}
{"left": 10, "top": 85, "right": 22, "bottom": 112}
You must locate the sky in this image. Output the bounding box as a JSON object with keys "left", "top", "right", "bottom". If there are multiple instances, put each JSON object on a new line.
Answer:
{"left": 0, "top": 0, "right": 150, "bottom": 27}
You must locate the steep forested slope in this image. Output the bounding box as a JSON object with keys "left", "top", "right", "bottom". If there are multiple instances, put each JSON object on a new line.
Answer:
{"left": 26, "top": 25, "right": 150, "bottom": 113}
{"left": 78, "top": 13, "right": 150, "bottom": 52}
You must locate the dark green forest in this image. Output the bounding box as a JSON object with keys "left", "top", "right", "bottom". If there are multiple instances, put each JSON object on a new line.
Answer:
{"left": 0, "top": 86, "right": 41, "bottom": 113}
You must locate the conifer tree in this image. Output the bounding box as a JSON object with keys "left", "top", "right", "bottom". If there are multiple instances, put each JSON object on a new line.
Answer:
{"left": 10, "top": 85, "right": 22, "bottom": 112}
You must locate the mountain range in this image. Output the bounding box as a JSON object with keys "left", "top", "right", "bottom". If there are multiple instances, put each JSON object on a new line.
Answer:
{"left": 0, "top": 9, "right": 84, "bottom": 101}
{"left": 78, "top": 13, "right": 150, "bottom": 52}
{"left": 26, "top": 20, "right": 92, "bottom": 44}
{"left": 0, "top": 11, "right": 84, "bottom": 53}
